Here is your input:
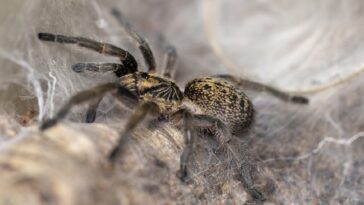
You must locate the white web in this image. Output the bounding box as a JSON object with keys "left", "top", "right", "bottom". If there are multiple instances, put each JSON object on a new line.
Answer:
{"left": 0, "top": 0, "right": 363, "bottom": 204}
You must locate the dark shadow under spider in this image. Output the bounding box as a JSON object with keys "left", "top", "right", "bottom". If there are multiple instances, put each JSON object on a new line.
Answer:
{"left": 38, "top": 8, "right": 309, "bottom": 202}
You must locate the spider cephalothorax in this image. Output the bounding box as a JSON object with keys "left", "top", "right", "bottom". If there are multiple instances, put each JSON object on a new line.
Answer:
{"left": 38, "top": 8, "right": 308, "bottom": 201}
{"left": 119, "top": 72, "right": 183, "bottom": 112}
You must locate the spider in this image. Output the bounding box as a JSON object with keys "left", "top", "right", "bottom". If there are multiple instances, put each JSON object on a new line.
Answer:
{"left": 38, "top": 9, "right": 308, "bottom": 201}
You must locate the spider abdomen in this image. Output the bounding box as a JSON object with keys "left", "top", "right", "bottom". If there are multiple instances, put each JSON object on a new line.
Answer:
{"left": 184, "top": 77, "right": 254, "bottom": 134}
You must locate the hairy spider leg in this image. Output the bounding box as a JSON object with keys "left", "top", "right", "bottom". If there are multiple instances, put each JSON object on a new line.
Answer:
{"left": 172, "top": 109, "right": 265, "bottom": 200}
{"left": 109, "top": 101, "right": 160, "bottom": 162}
{"left": 71, "top": 63, "right": 139, "bottom": 123}
{"left": 170, "top": 109, "right": 232, "bottom": 182}
{"left": 213, "top": 74, "right": 309, "bottom": 104}
{"left": 239, "top": 161, "right": 266, "bottom": 201}
{"left": 157, "top": 34, "right": 178, "bottom": 78}
{"left": 37, "top": 32, "right": 138, "bottom": 75}
{"left": 71, "top": 63, "right": 136, "bottom": 78}
{"left": 112, "top": 9, "right": 156, "bottom": 73}
{"left": 85, "top": 97, "right": 103, "bottom": 123}
{"left": 39, "top": 83, "right": 137, "bottom": 130}
{"left": 178, "top": 109, "right": 194, "bottom": 182}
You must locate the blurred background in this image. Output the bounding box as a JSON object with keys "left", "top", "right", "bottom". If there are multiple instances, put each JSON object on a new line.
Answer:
{"left": 0, "top": 0, "right": 363, "bottom": 204}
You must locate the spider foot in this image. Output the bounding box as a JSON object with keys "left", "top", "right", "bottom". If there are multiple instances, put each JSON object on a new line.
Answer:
{"left": 177, "top": 166, "right": 192, "bottom": 183}
{"left": 291, "top": 96, "right": 309, "bottom": 104}
{"left": 40, "top": 118, "right": 58, "bottom": 131}
{"left": 111, "top": 8, "right": 131, "bottom": 28}
{"left": 71, "top": 63, "right": 85, "bottom": 73}
{"left": 38, "top": 32, "right": 55, "bottom": 41}
{"left": 85, "top": 110, "right": 97, "bottom": 123}
{"left": 108, "top": 146, "right": 121, "bottom": 163}
{"left": 247, "top": 188, "right": 266, "bottom": 202}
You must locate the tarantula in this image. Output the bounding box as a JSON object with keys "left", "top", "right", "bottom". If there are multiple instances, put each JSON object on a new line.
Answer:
{"left": 38, "top": 9, "right": 308, "bottom": 201}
